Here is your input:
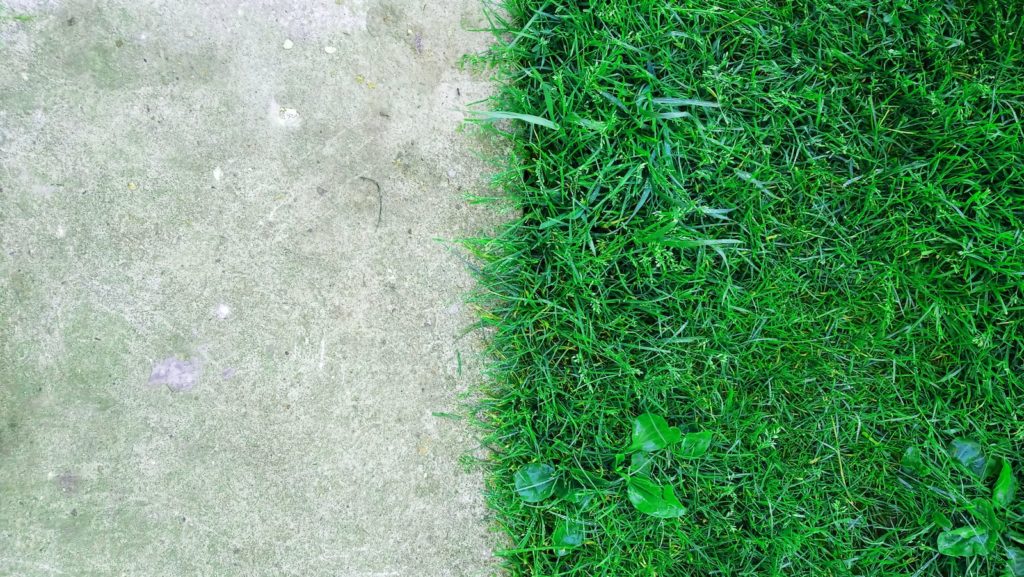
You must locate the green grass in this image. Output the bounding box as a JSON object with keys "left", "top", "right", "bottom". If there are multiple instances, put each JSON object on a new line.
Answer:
{"left": 464, "top": 1, "right": 1024, "bottom": 576}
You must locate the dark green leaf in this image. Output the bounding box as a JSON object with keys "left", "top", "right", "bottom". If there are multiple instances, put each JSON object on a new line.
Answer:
{"left": 937, "top": 527, "right": 993, "bottom": 557}
{"left": 629, "top": 413, "right": 682, "bottom": 453}
{"left": 676, "top": 431, "right": 713, "bottom": 459}
{"left": 950, "top": 438, "right": 988, "bottom": 478}
{"left": 901, "top": 446, "right": 927, "bottom": 476}
{"left": 1007, "top": 546, "right": 1024, "bottom": 577}
{"left": 626, "top": 476, "right": 686, "bottom": 518}
{"left": 514, "top": 463, "right": 556, "bottom": 503}
{"left": 567, "top": 468, "right": 612, "bottom": 489}
{"left": 553, "top": 519, "right": 585, "bottom": 556}
{"left": 994, "top": 459, "right": 1018, "bottom": 508}
{"left": 552, "top": 478, "right": 572, "bottom": 499}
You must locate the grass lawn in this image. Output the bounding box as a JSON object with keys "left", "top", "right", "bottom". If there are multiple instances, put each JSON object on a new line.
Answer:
{"left": 466, "top": 1, "right": 1023, "bottom": 575}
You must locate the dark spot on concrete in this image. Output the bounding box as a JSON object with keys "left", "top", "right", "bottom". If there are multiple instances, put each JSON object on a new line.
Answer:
{"left": 115, "top": 39, "right": 124, "bottom": 48}
{"left": 67, "top": 17, "right": 76, "bottom": 26}
{"left": 148, "top": 356, "right": 201, "bottom": 392}
{"left": 57, "top": 471, "right": 80, "bottom": 493}
{"left": 71, "top": 508, "right": 78, "bottom": 516}
{"left": 222, "top": 368, "right": 236, "bottom": 380}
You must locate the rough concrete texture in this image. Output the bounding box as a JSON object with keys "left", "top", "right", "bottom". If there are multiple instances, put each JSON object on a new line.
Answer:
{"left": 0, "top": 1, "right": 497, "bottom": 575}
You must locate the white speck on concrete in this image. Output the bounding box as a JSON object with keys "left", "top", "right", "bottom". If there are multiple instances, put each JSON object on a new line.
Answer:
{"left": 324, "top": 46, "right": 337, "bottom": 54}
{"left": 214, "top": 303, "right": 231, "bottom": 320}
{"left": 213, "top": 166, "right": 223, "bottom": 181}
{"left": 282, "top": 39, "right": 293, "bottom": 50}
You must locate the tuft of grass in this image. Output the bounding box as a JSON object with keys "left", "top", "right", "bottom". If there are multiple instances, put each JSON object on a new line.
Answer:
{"left": 465, "top": 1, "right": 1024, "bottom": 576}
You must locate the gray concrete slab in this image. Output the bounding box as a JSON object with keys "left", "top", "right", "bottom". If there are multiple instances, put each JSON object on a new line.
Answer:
{"left": 0, "top": 1, "right": 496, "bottom": 575}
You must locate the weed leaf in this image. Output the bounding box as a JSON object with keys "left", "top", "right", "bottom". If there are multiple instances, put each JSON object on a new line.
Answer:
{"left": 994, "top": 460, "right": 1018, "bottom": 508}
{"left": 564, "top": 489, "right": 595, "bottom": 509}
{"left": 676, "top": 431, "right": 713, "bottom": 459}
{"left": 968, "top": 498, "right": 1003, "bottom": 534}
{"left": 901, "top": 446, "right": 927, "bottom": 476}
{"left": 626, "top": 477, "right": 686, "bottom": 518}
{"left": 514, "top": 463, "right": 556, "bottom": 503}
{"left": 1007, "top": 546, "right": 1024, "bottom": 577}
{"left": 629, "top": 414, "right": 682, "bottom": 453}
{"left": 937, "top": 526, "right": 993, "bottom": 557}
{"left": 629, "top": 452, "right": 653, "bottom": 475}
{"left": 950, "top": 438, "right": 988, "bottom": 478}
{"left": 931, "top": 510, "right": 952, "bottom": 531}
{"left": 553, "top": 519, "right": 585, "bottom": 556}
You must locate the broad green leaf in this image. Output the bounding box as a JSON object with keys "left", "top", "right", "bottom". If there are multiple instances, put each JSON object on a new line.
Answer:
{"left": 901, "top": 446, "right": 927, "bottom": 476}
{"left": 937, "top": 527, "right": 993, "bottom": 557}
{"left": 676, "top": 431, "right": 713, "bottom": 459}
{"left": 994, "top": 460, "right": 1018, "bottom": 508}
{"left": 950, "top": 439, "right": 988, "bottom": 478}
{"left": 514, "top": 463, "right": 556, "bottom": 503}
{"left": 626, "top": 477, "right": 686, "bottom": 518}
{"left": 968, "top": 498, "right": 1004, "bottom": 534}
{"left": 553, "top": 519, "right": 584, "bottom": 556}
{"left": 1007, "top": 546, "right": 1024, "bottom": 577}
{"left": 629, "top": 414, "right": 682, "bottom": 453}
{"left": 630, "top": 452, "right": 653, "bottom": 475}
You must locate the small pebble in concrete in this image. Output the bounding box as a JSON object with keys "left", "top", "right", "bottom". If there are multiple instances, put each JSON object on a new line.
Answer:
{"left": 324, "top": 46, "right": 337, "bottom": 54}
{"left": 215, "top": 303, "right": 231, "bottom": 319}
{"left": 283, "top": 39, "right": 293, "bottom": 50}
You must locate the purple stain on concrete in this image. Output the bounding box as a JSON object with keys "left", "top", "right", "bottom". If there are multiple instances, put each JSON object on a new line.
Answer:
{"left": 57, "top": 471, "right": 80, "bottom": 493}
{"left": 148, "top": 356, "right": 201, "bottom": 392}
{"left": 221, "top": 367, "right": 236, "bottom": 380}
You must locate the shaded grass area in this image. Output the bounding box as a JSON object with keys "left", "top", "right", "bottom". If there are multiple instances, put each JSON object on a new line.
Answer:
{"left": 466, "top": 1, "right": 1024, "bottom": 575}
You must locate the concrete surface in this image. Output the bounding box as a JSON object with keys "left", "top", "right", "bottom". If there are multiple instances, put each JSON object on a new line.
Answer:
{"left": 0, "top": 1, "right": 497, "bottom": 575}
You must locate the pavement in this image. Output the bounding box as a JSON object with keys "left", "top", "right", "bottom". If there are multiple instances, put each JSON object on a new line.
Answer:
{"left": 0, "top": 1, "right": 496, "bottom": 575}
